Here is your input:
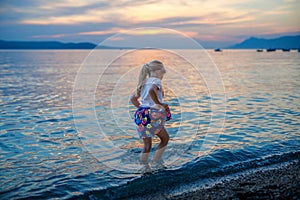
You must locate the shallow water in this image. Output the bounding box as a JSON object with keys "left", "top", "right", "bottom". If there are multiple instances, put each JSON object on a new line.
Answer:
{"left": 0, "top": 49, "right": 299, "bottom": 199}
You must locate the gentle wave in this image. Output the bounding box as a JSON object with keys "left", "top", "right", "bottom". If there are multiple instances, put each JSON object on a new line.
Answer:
{"left": 0, "top": 50, "right": 299, "bottom": 199}
{"left": 76, "top": 149, "right": 300, "bottom": 200}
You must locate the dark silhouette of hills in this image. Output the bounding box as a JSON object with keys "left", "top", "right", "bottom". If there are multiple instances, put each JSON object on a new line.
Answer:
{"left": 1, "top": 35, "right": 300, "bottom": 49}
{"left": 229, "top": 35, "right": 300, "bottom": 49}
{"left": 0, "top": 40, "right": 121, "bottom": 49}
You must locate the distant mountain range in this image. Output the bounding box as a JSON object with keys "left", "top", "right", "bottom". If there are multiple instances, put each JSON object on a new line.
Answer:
{"left": 0, "top": 40, "right": 115, "bottom": 49}
{"left": 229, "top": 35, "right": 300, "bottom": 49}
{"left": 1, "top": 35, "right": 300, "bottom": 49}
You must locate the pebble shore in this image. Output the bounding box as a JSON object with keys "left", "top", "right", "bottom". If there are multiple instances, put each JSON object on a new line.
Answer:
{"left": 167, "top": 160, "right": 300, "bottom": 200}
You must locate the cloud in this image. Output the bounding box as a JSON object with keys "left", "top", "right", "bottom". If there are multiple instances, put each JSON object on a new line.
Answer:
{"left": 106, "top": 36, "right": 124, "bottom": 41}
{"left": 1, "top": 0, "right": 299, "bottom": 46}
{"left": 30, "top": 27, "right": 187, "bottom": 39}
{"left": 8, "top": 0, "right": 297, "bottom": 29}
{"left": 283, "top": 0, "right": 296, "bottom": 2}
{"left": 21, "top": 14, "right": 107, "bottom": 25}
{"left": 30, "top": 28, "right": 121, "bottom": 39}
{"left": 79, "top": 28, "right": 124, "bottom": 36}
{"left": 14, "top": 0, "right": 257, "bottom": 26}
{"left": 31, "top": 33, "right": 73, "bottom": 39}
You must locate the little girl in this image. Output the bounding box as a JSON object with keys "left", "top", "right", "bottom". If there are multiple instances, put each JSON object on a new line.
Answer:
{"left": 131, "top": 60, "right": 171, "bottom": 164}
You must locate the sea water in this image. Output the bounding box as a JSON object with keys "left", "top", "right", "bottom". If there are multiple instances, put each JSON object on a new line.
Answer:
{"left": 0, "top": 49, "right": 299, "bottom": 199}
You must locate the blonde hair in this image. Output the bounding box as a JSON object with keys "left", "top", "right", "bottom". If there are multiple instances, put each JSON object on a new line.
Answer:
{"left": 136, "top": 60, "right": 164, "bottom": 96}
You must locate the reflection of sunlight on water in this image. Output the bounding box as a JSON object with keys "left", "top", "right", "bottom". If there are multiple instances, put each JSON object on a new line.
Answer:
{"left": 91, "top": 49, "right": 211, "bottom": 168}
{"left": 1, "top": 50, "right": 300, "bottom": 199}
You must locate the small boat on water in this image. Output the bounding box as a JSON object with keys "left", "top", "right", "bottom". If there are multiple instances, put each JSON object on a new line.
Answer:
{"left": 266, "top": 48, "right": 276, "bottom": 52}
{"left": 256, "top": 49, "right": 263, "bottom": 52}
{"left": 214, "top": 48, "right": 222, "bottom": 52}
{"left": 282, "top": 48, "right": 290, "bottom": 52}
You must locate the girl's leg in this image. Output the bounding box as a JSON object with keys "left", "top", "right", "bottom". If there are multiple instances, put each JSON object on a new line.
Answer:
{"left": 153, "top": 127, "right": 169, "bottom": 162}
{"left": 140, "top": 137, "right": 152, "bottom": 163}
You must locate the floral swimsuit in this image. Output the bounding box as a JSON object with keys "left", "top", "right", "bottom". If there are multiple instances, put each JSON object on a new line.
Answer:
{"left": 134, "top": 107, "right": 171, "bottom": 138}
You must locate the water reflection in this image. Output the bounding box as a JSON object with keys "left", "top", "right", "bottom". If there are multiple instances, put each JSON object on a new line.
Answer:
{"left": 91, "top": 49, "right": 212, "bottom": 170}
{"left": 0, "top": 50, "right": 299, "bottom": 199}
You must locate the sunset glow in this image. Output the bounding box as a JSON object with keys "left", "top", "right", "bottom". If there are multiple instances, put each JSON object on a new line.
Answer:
{"left": 0, "top": 0, "right": 299, "bottom": 47}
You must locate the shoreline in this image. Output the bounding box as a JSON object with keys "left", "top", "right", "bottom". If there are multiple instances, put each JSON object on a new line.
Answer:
{"left": 167, "top": 160, "right": 300, "bottom": 200}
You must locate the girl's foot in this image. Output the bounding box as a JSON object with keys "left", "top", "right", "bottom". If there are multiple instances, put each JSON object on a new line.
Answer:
{"left": 151, "top": 159, "right": 166, "bottom": 171}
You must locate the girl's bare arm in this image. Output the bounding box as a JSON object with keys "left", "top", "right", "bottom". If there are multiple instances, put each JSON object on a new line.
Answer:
{"left": 149, "top": 85, "right": 162, "bottom": 105}
{"left": 130, "top": 93, "right": 140, "bottom": 108}
{"left": 149, "top": 85, "right": 169, "bottom": 110}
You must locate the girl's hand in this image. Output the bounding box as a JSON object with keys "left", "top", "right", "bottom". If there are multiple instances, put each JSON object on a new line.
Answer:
{"left": 153, "top": 103, "right": 169, "bottom": 113}
{"left": 161, "top": 103, "right": 170, "bottom": 112}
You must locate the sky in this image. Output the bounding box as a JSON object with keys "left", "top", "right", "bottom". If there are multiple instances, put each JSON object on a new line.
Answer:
{"left": 0, "top": 0, "right": 299, "bottom": 48}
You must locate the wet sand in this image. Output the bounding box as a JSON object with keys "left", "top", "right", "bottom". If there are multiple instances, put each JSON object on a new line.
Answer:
{"left": 167, "top": 160, "right": 300, "bottom": 200}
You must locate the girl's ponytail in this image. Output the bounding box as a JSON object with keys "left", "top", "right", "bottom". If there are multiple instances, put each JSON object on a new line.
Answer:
{"left": 136, "top": 63, "right": 150, "bottom": 96}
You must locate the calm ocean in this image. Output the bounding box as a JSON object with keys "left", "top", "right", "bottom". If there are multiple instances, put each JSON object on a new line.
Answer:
{"left": 0, "top": 49, "right": 299, "bottom": 199}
